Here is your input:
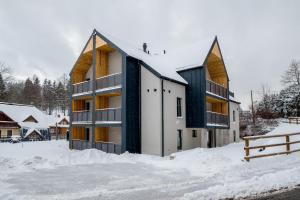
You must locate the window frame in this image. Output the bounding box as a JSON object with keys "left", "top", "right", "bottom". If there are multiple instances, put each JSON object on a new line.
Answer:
{"left": 177, "top": 129, "right": 182, "bottom": 150}
{"left": 233, "top": 110, "right": 236, "bottom": 122}
{"left": 177, "top": 97, "right": 182, "bottom": 118}
{"left": 7, "top": 130, "right": 12, "bottom": 138}
{"left": 192, "top": 130, "right": 197, "bottom": 138}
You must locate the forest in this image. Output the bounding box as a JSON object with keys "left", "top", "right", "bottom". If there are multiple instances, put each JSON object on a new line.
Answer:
{"left": 0, "top": 62, "right": 69, "bottom": 115}
{"left": 255, "top": 60, "right": 300, "bottom": 119}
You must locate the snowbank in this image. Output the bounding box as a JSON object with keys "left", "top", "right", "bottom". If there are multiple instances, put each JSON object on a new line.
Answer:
{"left": 1, "top": 124, "right": 300, "bottom": 200}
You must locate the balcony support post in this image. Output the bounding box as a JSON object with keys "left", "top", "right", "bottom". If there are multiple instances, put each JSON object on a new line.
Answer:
{"left": 91, "top": 32, "right": 96, "bottom": 148}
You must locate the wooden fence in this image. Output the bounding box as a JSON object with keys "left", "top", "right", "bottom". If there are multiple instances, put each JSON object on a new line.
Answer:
{"left": 287, "top": 117, "right": 300, "bottom": 124}
{"left": 244, "top": 132, "right": 300, "bottom": 161}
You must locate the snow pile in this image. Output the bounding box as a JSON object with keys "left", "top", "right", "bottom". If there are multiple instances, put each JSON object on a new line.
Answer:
{"left": 1, "top": 123, "right": 300, "bottom": 200}
{"left": 250, "top": 122, "right": 300, "bottom": 155}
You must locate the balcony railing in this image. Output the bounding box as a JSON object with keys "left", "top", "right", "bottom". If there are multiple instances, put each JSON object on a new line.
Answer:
{"left": 96, "top": 73, "right": 122, "bottom": 91}
{"left": 206, "top": 80, "right": 227, "bottom": 98}
{"left": 73, "top": 111, "right": 92, "bottom": 122}
{"left": 73, "top": 81, "right": 92, "bottom": 94}
{"left": 96, "top": 108, "right": 121, "bottom": 122}
{"left": 95, "top": 141, "right": 121, "bottom": 154}
{"left": 207, "top": 111, "right": 228, "bottom": 126}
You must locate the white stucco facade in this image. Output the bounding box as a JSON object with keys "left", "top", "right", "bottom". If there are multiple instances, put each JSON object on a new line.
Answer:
{"left": 229, "top": 101, "right": 240, "bottom": 143}
{"left": 140, "top": 65, "right": 240, "bottom": 156}
{"left": 141, "top": 66, "right": 162, "bottom": 156}
{"left": 108, "top": 51, "right": 122, "bottom": 74}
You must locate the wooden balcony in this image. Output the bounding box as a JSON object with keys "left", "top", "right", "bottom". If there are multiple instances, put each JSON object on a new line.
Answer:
{"left": 72, "top": 81, "right": 92, "bottom": 95}
{"left": 96, "top": 73, "right": 122, "bottom": 92}
{"left": 206, "top": 80, "right": 227, "bottom": 99}
{"left": 207, "top": 111, "right": 228, "bottom": 126}
{"left": 95, "top": 108, "right": 121, "bottom": 123}
{"left": 73, "top": 111, "right": 92, "bottom": 123}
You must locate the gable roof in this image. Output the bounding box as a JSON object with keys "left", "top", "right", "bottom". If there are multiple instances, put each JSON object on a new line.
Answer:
{"left": 0, "top": 111, "right": 16, "bottom": 122}
{"left": 0, "top": 102, "right": 51, "bottom": 129}
{"left": 23, "top": 115, "right": 39, "bottom": 123}
{"left": 24, "top": 128, "right": 43, "bottom": 138}
{"left": 71, "top": 29, "right": 229, "bottom": 85}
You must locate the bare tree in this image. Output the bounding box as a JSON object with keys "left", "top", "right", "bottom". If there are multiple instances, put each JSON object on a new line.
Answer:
{"left": 281, "top": 60, "right": 300, "bottom": 86}
{"left": 0, "top": 62, "right": 14, "bottom": 83}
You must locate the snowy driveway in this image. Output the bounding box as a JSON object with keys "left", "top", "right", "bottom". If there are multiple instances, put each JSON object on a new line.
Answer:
{"left": 1, "top": 125, "right": 300, "bottom": 200}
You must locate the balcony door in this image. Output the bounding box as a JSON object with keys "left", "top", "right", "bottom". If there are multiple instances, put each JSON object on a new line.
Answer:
{"left": 85, "top": 102, "right": 90, "bottom": 111}
{"left": 208, "top": 129, "right": 216, "bottom": 148}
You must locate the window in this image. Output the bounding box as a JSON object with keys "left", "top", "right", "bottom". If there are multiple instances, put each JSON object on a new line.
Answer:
{"left": 233, "top": 110, "right": 236, "bottom": 122}
{"left": 177, "top": 130, "right": 182, "bottom": 150}
{"left": 7, "top": 130, "right": 12, "bottom": 137}
{"left": 192, "top": 130, "right": 197, "bottom": 138}
{"left": 86, "top": 102, "right": 90, "bottom": 111}
{"left": 177, "top": 98, "right": 182, "bottom": 117}
{"left": 233, "top": 130, "right": 236, "bottom": 142}
{"left": 85, "top": 128, "right": 90, "bottom": 141}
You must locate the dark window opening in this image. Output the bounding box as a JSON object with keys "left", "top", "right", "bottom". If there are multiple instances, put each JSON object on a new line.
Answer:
{"left": 86, "top": 102, "right": 90, "bottom": 111}
{"left": 177, "top": 97, "right": 182, "bottom": 117}
{"left": 177, "top": 130, "right": 182, "bottom": 150}
{"left": 85, "top": 128, "right": 90, "bottom": 141}
{"left": 233, "top": 110, "right": 236, "bottom": 122}
{"left": 192, "top": 130, "right": 197, "bottom": 138}
{"left": 7, "top": 130, "right": 12, "bottom": 137}
{"left": 233, "top": 130, "right": 236, "bottom": 142}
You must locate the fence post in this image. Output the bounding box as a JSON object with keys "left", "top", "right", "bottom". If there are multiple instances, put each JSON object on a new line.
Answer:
{"left": 245, "top": 138, "right": 250, "bottom": 162}
{"left": 286, "top": 135, "right": 291, "bottom": 154}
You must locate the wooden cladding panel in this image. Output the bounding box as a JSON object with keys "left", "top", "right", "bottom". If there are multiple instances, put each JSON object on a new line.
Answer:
{"left": 206, "top": 42, "right": 228, "bottom": 88}
{"left": 72, "top": 127, "right": 85, "bottom": 140}
{"left": 96, "top": 96, "right": 109, "bottom": 109}
{"left": 83, "top": 36, "right": 107, "bottom": 54}
{"left": 72, "top": 99, "right": 91, "bottom": 111}
{"left": 211, "top": 102, "right": 228, "bottom": 115}
{"left": 96, "top": 50, "right": 108, "bottom": 78}
{"left": 95, "top": 127, "right": 108, "bottom": 142}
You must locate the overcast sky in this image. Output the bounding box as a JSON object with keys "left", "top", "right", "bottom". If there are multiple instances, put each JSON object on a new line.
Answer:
{"left": 0, "top": 0, "right": 300, "bottom": 109}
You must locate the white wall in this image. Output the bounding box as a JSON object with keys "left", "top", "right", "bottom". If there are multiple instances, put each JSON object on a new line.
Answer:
{"left": 186, "top": 128, "right": 208, "bottom": 148}
{"left": 229, "top": 101, "right": 240, "bottom": 143}
{"left": 109, "top": 127, "right": 121, "bottom": 144}
{"left": 141, "top": 66, "right": 162, "bottom": 156}
{"left": 85, "top": 65, "right": 93, "bottom": 80}
{"left": 109, "top": 96, "right": 121, "bottom": 108}
{"left": 0, "top": 128, "right": 20, "bottom": 137}
{"left": 163, "top": 80, "right": 186, "bottom": 155}
{"left": 108, "top": 51, "right": 122, "bottom": 74}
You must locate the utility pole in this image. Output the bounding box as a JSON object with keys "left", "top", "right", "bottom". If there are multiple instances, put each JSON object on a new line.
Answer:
{"left": 251, "top": 90, "right": 255, "bottom": 125}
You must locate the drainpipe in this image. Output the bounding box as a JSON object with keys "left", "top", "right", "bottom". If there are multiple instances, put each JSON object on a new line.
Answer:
{"left": 161, "top": 79, "right": 164, "bottom": 157}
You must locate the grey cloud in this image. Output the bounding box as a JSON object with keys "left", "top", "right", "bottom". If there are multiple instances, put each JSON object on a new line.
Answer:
{"left": 0, "top": 0, "right": 300, "bottom": 109}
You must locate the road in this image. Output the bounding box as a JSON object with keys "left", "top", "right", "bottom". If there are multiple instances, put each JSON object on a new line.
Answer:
{"left": 252, "top": 188, "right": 300, "bottom": 200}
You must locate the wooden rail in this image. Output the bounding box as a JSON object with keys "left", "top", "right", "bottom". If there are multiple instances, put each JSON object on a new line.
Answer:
{"left": 244, "top": 132, "right": 300, "bottom": 161}
{"left": 288, "top": 117, "right": 300, "bottom": 124}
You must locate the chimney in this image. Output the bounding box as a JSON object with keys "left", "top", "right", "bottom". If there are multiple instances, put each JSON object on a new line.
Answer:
{"left": 143, "top": 43, "right": 147, "bottom": 53}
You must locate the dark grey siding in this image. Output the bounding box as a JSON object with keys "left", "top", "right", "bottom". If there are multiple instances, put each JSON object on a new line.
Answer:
{"left": 123, "top": 56, "right": 141, "bottom": 153}
{"left": 178, "top": 67, "right": 206, "bottom": 128}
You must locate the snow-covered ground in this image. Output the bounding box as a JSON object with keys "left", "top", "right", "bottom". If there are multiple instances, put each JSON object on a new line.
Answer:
{"left": 1, "top": 123, "right": 300, "bottom": 200}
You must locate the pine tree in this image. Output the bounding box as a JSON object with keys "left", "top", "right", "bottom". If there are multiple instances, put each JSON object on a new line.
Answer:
{"left": 32, "top": 76, "right": 42, "bottom": 107}
{"left": 23, "top": 78, "right": 34, "bottom": 105}
{"left": 0, "top": 73, "right": 6, "bottom": 101}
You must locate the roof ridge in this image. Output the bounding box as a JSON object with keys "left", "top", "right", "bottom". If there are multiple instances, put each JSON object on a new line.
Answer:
{"left": 0, "top": 102, "right": 35, "bottom": 107}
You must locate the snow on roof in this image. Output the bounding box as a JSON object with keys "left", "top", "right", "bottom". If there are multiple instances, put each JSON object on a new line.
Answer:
{"left": 24, "top": 128, "right": 43, "bottom": 138}
{"left": 94, "top": 29, "right": 215, "bottom": 84}
{"left": 229, "top": 95, "right": 240, "bottom": 104}
{"left": 0, "top": 102, "right": 67, "bottom": 129}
